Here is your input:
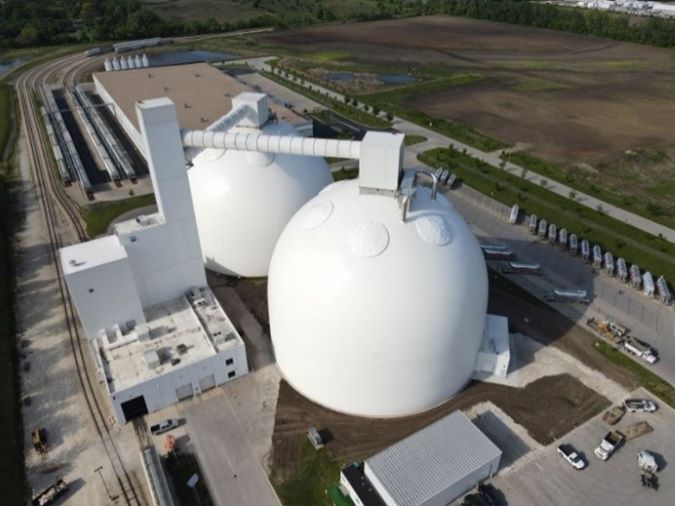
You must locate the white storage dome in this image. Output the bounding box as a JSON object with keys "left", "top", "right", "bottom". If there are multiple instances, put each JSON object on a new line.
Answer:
{"left": 268, "top": 178, "right": 489, "bottom": 417}
{"left": 188, "top": 122, "right": 332, "bottom": 277}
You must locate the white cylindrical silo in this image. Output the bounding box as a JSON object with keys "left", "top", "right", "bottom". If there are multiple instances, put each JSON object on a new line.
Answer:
{"left": 112, "top": 57, "right": 121, "bottom": 71}
{"left": 142, "top": 54, "right": 150, "bottom": 68}
{"left": 188, "top": 122, "right": 332, "bottom": 277}
{"left": 104, "top": 58, "right": 112, "bottom": 72}
{"left": 268, "top": 178, "right": 489, "bottom": 417}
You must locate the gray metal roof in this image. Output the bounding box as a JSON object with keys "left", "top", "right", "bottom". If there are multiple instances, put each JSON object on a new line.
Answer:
{"left": 365, "top": 410, "right": 502, "bottom": 506}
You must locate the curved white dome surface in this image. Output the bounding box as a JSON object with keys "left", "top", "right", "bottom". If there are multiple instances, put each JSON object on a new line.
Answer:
{"left": 268, "top": 179, "right": 489, "bottom": 417}
{"left": 188, "top": 122, "right": 332, "bottom": 277}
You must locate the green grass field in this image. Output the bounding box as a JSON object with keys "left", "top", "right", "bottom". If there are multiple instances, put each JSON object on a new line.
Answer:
{"left": 272, "top": 437, "right": 343, "bottom": 506}
{"left": 82, "top": 194, "right": 156, "bottom": 237}
{"left": 506, "top": 151, "right": 675, "bottom": 230}
{"left": 263, "top": 70, "right": 391, "bottom": 129}
{"left": 0, "top": 79, "right": 27, "bottom": 504}
{"left": 420, "top": 147, "right": 675, "bottom": 285}
{"left": 0, "top": 84, "right": 14, "bottom": 159}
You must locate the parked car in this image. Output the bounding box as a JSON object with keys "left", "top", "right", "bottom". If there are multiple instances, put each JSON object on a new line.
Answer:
{"left": 557, "top": 444, "right": 586, "bottom": 469}
{"left": 624, "top": 399, "right": 658, "bottom": 413}
{"left": 150, "top": 419, "right": 179, "bottom": 435}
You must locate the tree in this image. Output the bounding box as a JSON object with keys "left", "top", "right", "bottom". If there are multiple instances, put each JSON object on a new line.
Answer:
{"left": 540, "top": 178, "right": 548, "bottom": 188}
{"left": 569, "top": 190, "right": 577, "bottom": 201}
{"left": 520, "top": 167, "right": 528, "bottom": 179}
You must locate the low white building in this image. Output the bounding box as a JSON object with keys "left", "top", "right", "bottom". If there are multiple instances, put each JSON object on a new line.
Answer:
{"left": 341, "top": 411, "right": 502, "bottom": 506}
{"left": 99, "top": 287, "right": 247, "bottom": 422}
{"left": 473, "top": 314, "right": 511, "bottom": 380}
{"left": 60, "top": 97, "right": 248, "bottom": 423}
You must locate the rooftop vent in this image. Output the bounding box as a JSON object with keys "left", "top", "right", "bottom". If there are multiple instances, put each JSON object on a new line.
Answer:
{"left": 144, "top": 349, "right": 160, "bottom": 369}
{"left": 176, "top": 343, "right": 188, "bottom": 355}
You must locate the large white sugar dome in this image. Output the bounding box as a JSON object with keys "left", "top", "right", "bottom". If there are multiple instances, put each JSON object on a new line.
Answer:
{"left": 268, "top": 178, "right": 489, "bottom": 417}
{"left": 188, "top": 122, "right": 332, "bottom": 277}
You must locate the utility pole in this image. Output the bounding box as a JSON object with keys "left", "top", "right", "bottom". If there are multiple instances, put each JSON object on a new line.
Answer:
{"left": 94, "top": 466, "right": 113, "bottom": 502}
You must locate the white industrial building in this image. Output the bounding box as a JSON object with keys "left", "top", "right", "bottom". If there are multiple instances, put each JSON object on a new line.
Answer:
{"left": 340, "top": 410, "right": 502, "bottom": 506}
{"left": 473, "top": 314, "right": 511, "bottom": 380}
{"left": 60, "top": 97, "right": 248, "bottom": 423}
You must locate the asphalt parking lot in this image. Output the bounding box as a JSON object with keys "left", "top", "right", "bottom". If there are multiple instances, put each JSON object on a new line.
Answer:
{"left": 445, "top": 184, "right": 675, "bottom": 385}
{"left": 491, "top": 387, "right": 674, "bottom": 505}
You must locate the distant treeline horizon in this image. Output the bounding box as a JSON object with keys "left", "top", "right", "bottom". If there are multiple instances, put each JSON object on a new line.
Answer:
{"left": 2, "top": 0, "right": 675, "bottom": 50}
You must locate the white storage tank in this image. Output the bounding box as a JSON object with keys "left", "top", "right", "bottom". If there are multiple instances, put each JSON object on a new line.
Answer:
{"left": 188, "top": 121, "right": 332, "bottom": 277}
{"left": 268, "top": 141, "right": 489, "bottom": 417}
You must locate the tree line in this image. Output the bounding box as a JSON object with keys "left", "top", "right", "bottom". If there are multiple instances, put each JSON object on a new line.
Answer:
{"left": 432, "top": 0, "right": 675, "bottom": 48}
{"left": 0, "top": 0, "right": 428, "bottom": 49}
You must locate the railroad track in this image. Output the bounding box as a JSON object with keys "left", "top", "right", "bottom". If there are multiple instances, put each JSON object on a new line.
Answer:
{"left": 15, "top": 53, "right": 143, "bottom": 505}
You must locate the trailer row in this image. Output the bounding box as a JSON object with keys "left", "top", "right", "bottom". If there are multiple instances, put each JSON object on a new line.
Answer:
{"left": 433, "top": 167, "right": 457, "bottom": 188}
{"left": 103, "top": 54, "right": 150, "bottom": 72}
{"left": 73, "top": 85, "right": 136, "bottom": 182}
{"left": 41, "top": 86, "right": 93, "bottom": 197}
{"left": 523, "top": 211, "right": 671, "bottom": 305}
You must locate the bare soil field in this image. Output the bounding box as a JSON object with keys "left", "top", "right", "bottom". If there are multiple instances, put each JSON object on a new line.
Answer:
{"left": 265, "top": 15, "right": 675, "bottom": 163}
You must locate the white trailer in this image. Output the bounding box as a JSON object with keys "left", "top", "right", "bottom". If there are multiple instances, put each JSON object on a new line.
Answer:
{"left": 581, "top": 239, "right": 590, "bottom": 262}
{"left": 538, "top": 219, "right": 548, "bottom": 240}
{"left": 630, "top": 264, "right": 642, "bottom": 289}
{"left": 544, "top": 288, "right": 590, "bottom": 304}
{"left": 616, "top": 258, "right": 628, "bottom": 282}
{"left": 529, "top": 214, "right": 538, "bottom": 235}
{"left": 656, "top": 276, "right": 672, "bottom": 305}
{"left": 624, "top": 337, "right": 658, "bottom": 364}
{"left": 604, "top": 252, "right": 615, "bottom": 276}
{"left": 643, "top": 272, "right": 655, "bottom": 297}
{"left": 558, "top": 228, "right": 568, "bottom": 249}
{"left": 592, "top": 245, "right": 603, "bottom": 268}
{"left": 509, "top": 204, "right": 519, "bottom": 224}
{"left": 569, "top": 234, "right": 578, "bottom": 255}
{"left": 500, "top": 261, "right": 541, "bottom": 274}
{"left": 447, "top": 173, "right": 457, "bottom": 188}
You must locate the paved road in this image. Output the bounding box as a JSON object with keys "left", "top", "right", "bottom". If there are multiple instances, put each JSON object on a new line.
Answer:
{"left": 253, "top": 61, "right": 675, "bottom": 244}
{"left": 445, "top": 183, "right": 675, "bottom": 385}
{"left": 179, "top": 375, "right": 281, "bottom": 506}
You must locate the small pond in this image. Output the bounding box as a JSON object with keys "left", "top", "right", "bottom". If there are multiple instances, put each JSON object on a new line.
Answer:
{"left": 0, "top": 57, "right": 26, "bottom": 77}
{"left": 148, "top": 50, "right": 236, "bottom": 67}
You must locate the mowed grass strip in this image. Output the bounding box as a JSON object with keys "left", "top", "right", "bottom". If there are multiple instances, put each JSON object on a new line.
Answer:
{"left": 82, "top": 194, "right": 156, "bottom": 237}
{"left": 594, "top": 341, "right": 675, "bottom": 408}
{"left": 421, "top": 147, "right": 675, "bottom": 285}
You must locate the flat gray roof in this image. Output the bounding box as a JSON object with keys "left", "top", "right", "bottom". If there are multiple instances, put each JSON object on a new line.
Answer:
{"left": 93, "top": 62, "right": 305, "bottom": 131}
{"left": 366, "top": 410, "right": 502, "bottom": 506}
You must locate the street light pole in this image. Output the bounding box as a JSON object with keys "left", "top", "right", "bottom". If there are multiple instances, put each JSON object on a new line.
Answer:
{"left": 94, "top": 466, "right": 113, "bottom": 502}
